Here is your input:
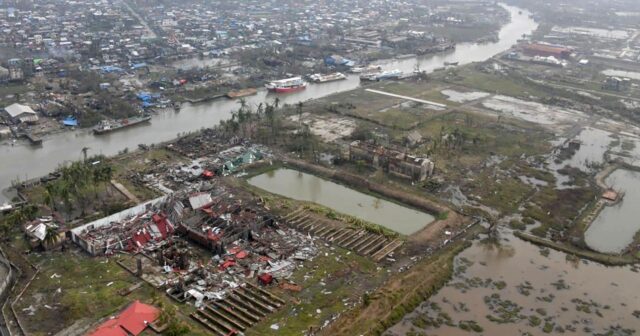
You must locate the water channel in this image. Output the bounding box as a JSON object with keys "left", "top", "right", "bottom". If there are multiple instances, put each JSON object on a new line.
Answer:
{"left": 585, "top": 169, "right": 640, "bottom": 254}
{"left": 0, "top": 4, "right": 536, "bottom": 202}
{"left": 247, "top": 168, "right": 434, "bottom": 235}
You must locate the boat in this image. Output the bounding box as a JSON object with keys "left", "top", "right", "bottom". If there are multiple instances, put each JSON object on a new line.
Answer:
{"left": 360, "top": 69, "right": 402, "bottom": 81}
{"left": 349, "top": 65, "right": 382, "bottom": 73}
{"left": 93, "top": 115, "right": 151, "bottom": 134}
{"left": 444, "top": 61, "right": 459, "bottom": 66}
{"left": 308, "top": 72, "right": 347, "bottom": 83}
{"left": 227, "top": 88, "right": 258, "bottom": 99}
{"left": 265, "top": 77, "right": 307, "bottom": 93}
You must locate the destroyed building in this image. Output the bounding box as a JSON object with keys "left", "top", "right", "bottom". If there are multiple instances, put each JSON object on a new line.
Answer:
{"left": 349, "top": 140, "right": 435, "bottom": 182}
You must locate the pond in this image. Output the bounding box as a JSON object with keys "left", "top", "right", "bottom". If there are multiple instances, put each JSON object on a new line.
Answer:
{"left": 247, "top": 168, "right": 435, "bottom": 235}
{"left": 585, "top": 169, "right": 640, "bottom": 254}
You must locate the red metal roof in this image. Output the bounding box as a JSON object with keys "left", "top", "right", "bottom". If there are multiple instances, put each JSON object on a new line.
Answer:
{"left": 88, "top": 300, "right": 159, "bottom": 336}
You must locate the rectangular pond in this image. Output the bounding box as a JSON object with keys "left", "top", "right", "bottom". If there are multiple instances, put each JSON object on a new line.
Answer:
{"left": 247, "top": 168, "right": 435, "bottom": 235}
{"left": 585, "top": 169, "right": 640, "bottom": 253}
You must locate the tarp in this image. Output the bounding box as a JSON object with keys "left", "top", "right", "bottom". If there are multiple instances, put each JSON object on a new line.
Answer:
{"left": 62, "top": 116, "right": 78, "bottom": 126}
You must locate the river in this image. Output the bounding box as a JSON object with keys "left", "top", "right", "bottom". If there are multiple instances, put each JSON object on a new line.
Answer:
{"left": 0, "top": 4, "right": 536, "bottom": 201}
{"left": 247, "top": 168, "right": 435, "bottom": 235}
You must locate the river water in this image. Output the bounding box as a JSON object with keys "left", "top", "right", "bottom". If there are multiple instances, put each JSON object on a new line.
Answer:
{"left": 247, "top": 168, "right": 435, "bottom": 235}
{"left": 0, "top": 4, "right": 536, "bottom": 201}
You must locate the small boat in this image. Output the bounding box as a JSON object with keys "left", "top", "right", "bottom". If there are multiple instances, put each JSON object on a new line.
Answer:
{"left": 265, "top": 77, "right": 307, "bottom": 93}
{"left": 444, "top": 61, "right": 459, "bottom": 66}
{"left": 349, "top": 65, "right": 382, "bottom": 73}
{"left": 360, "top": 69, "right": 402, "bottom": 81}
{"left": 93, "top": 115, "right": 151, "bottom": 134}
{"left": 227, "top": 88, "right": 258, "bottom": 99}
{"left": 308, "top": 72, "right": 347, "bottom": 83}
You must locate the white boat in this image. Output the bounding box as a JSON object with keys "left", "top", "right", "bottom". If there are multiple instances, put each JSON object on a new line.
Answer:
{"left": 308, "top": 72, "right": 347, "bottom": 83}
{"left": 349, "top": 65, "right": 382, "bottom": 73}
{"left": 265, "top": 77, "right": 307, "bottom": 93}
{"left": 360, "top": 69, "right": 402, "bottom": 81}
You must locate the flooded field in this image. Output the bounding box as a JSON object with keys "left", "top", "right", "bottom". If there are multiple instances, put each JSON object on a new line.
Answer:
{"left": 247, "top": 168, "right": 435, "bottom": 235}
{"left": 585, "top": 169, "right": 640, "bottom": 254}
{"left": 602, "top": 69, "right": 640, "bottom": 81}
{"left": 386, "top": 230, "right": 640, "bottom": 335}
{"left": 551, "top": 26, "right": 631, "bottom": 40}
{"left": 481, "top": 95, "right": 587, "bottom": 129}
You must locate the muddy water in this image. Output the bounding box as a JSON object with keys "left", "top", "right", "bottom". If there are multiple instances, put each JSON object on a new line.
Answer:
{"left": 386, "top": 230, "right": 640, "bottom": 335}
{"left": 585, "top": 169, "right": 640, "bottom": 254}
{"left": 247, "top": 168, "right": 435, "bottom": 235}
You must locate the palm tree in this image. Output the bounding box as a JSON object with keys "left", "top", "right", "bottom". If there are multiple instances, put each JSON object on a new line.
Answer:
{"left": 43, "top": 226, "right": 59, "bottom": 249}
{"left": 81, "top": 147, "right": 90, "bottom": 162}
{"left": 44, "top": 183, "right": 58, "bottom": 211}
{"left": 273, "top": 97, "right": 280, "bottom": 109}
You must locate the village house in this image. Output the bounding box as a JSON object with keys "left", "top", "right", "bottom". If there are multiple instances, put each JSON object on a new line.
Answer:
{"left": 2, "top": 103, "right": 39, "bottom": 124}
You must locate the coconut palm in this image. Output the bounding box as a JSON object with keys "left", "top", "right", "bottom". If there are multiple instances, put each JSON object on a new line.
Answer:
{"left": 43, "top": 226, "right": 59, "bottom": 249}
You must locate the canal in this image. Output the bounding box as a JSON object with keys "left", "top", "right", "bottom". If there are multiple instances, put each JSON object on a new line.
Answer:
{"left": 0, "top": 4, "right": 537, "bottom": 201}
{"left": 247, "top": 168, "right": 435, "bottom": 235}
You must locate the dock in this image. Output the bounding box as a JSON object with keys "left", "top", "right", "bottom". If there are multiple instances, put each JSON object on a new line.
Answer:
{"left": 365, "top": 89, "right": 447, "bottom": 108}
{"left": 9, "top": 127, "right": 42, "bottom": 146}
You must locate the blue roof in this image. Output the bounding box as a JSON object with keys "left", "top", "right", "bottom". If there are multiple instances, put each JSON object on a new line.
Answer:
{"left": 62, "top": 116, "right": 78, "bottom": 126}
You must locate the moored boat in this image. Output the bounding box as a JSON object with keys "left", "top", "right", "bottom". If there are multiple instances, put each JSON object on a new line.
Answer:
{"left": 265, "top": 77, "right": 307, "bottom": 93}
{"left": 93, "top": 115, "right": 151, "bottom": 134}
{"left": 308, "top": 72, "right": 347, "bottom": 83}
{"left": 360, "top": 69, "right": 402, "bottom": 81}
{"left": 227, "top": 88, "right": 258, "bottom": 99}
{"left": 349, "top": 65, "right": 382, "bottom": 73}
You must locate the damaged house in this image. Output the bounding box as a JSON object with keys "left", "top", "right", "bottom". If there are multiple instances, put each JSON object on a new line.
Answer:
{"left": 349, "top": 140, "right": 435, "bottom": 182}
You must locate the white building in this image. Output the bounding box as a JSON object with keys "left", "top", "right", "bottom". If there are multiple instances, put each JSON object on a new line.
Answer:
{"left": 3, "top": 103, "right": 39, "bottom": 124}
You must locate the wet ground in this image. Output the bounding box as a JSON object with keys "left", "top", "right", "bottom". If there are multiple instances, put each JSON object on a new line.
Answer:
{"left": 386, "top": 229, "right": 640, "bottom": 336}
